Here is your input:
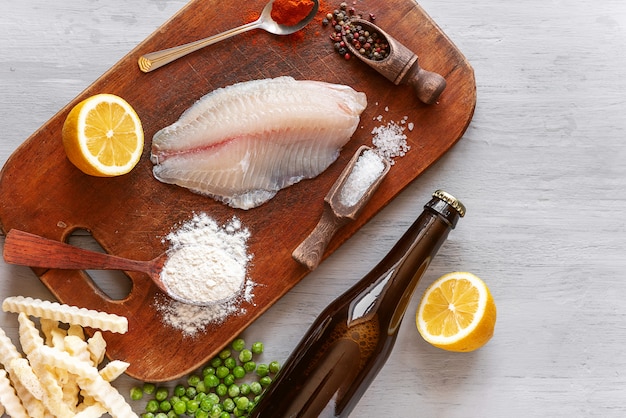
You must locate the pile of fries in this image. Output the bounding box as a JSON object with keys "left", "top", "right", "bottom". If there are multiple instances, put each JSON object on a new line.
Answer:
{"left": 0, "top": 296, "right": 136, "bottom": 418}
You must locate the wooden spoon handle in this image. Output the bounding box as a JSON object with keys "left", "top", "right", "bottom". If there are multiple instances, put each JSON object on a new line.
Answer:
{"left": 292, "top": 206, "right": 348, "bottom": 270}
{"left": 3, "top": 229, "right": 148, "bottom": 273}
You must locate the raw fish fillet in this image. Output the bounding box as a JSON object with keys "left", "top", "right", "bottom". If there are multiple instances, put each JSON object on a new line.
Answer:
{"left": 151, "top": 76, "right": 367, "bottom": 209}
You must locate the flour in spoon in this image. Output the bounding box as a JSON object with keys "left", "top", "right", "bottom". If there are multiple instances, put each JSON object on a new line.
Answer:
{"left": 160, "top": 213, "right": 252, "bottom": 305}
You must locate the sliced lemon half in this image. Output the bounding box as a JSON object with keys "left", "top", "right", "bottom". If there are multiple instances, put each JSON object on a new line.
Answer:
{"left": 62, "top": 93, "right": 144, "bottom": 177}
{"left": 416, "top": 271, "right": 496, "bottom": 352}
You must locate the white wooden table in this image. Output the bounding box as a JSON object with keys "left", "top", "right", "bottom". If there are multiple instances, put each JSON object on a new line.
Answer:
{"left": 1, "top": 1, "right": 625, "bottom": 416}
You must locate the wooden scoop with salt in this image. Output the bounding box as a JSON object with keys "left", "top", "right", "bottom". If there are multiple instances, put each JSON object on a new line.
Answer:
{"left": 292, "top": 145, "right": 391, "bottom": 270}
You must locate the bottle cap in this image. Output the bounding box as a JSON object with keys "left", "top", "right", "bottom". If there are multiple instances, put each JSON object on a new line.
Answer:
{"left": 432, "top": 190, "right": 466, "bottom": 217}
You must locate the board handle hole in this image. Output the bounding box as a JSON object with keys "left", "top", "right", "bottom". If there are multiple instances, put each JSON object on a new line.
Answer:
{"left": 67, "top": 230, "right": 132, "bottom": 301}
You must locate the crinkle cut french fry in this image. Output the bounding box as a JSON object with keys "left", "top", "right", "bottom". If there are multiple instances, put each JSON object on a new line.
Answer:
{"left": 75, "top": 402, "right": 108, "bottom": 418}
{"left": 28, "top": 353, "right": 75, "bottom": 417}
{"left": 0, "top": 368, "right": 29, "bottom": 418}
{"left": 64, "top": 334, "right": 92, "bottom": 364}
{"left": 39, "top": 317, "right": 58, "bottom": 346}
{"left": 87, "top": 331, "right": 107, "bottom": 366}
{"left": 31, "top": 345, "right": 138, "bottom": 418}
{"left": 3, "top": 296, "right": 128, "bottom": 334}
{"left": 9, "top": 357, "right": 45, "bottom": 400}
{"left": 99, "top": 360, "right": 130, "bottom": 382}
{"left": 17, "top": 312, "right": 45, "bottom": 356}
{"left": 7, "top": 358, "right": 48, "bottom": 418}
{"left": 0, "top": 326, "right": 22, "bottom": 366}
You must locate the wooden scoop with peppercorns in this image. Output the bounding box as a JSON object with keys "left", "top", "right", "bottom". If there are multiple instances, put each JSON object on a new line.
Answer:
{"left": 342, "top": 18, "right": 446, "bottom": 104}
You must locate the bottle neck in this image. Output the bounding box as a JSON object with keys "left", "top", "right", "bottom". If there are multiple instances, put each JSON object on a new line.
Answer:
{"left": 347, "top": 197, "right": 461, "bottom": 334}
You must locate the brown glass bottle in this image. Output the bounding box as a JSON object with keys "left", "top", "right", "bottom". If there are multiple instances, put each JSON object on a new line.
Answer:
{"left": 249, "top": 190, "right": 466, "bottom": 418}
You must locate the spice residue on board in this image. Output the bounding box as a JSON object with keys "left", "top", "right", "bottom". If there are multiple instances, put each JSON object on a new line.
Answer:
{"left": 155, "top": 213, "right": 256, "bottom": 337}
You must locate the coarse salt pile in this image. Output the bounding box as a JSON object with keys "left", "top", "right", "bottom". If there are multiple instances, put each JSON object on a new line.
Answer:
{"left": 371, "top": 120, "right": 410, "bottom": 164}
{"left": 155, "top": 213, "right": 255, "bottom": 337}
{"left": 339, "top": 149, "right": 386, "bottom": 207}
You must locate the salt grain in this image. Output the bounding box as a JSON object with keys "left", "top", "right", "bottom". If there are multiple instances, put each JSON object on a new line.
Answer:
{"left": 371, "top": 120, "right": 410, "bottom": 164}
{"left": 339, "top": 149, "right": 386, "bottom": 207}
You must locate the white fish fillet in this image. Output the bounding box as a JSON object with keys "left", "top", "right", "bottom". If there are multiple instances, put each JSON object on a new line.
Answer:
{"left": 151, "top": 76, "right": 367, "bottom": 209}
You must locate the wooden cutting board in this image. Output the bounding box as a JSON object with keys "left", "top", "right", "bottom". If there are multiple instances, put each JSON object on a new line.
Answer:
{"left": 0, "top": 0, "right": 475, "bottom": 381}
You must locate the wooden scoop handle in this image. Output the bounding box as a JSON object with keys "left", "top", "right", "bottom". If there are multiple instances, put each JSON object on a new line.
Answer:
{"left": 292, "top": 206, "right": 349, "bottom": 270}
{"left": 3, "top": 229, "right": 150, "bottom": 273}
{"left": 406, "top": 64, "right": 447, "bottom": 105}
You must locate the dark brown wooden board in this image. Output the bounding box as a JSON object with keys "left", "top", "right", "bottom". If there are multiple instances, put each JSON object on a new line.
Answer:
{"left": 0, "top": 0, "right": 475, "bottom": 381}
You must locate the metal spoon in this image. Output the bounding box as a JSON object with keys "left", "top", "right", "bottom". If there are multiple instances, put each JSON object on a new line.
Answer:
{"left": 138, "top": 0, "right": 320, "bottom": 72}
{"left": 2, "top": 229, "right": 233, "bottom": 306}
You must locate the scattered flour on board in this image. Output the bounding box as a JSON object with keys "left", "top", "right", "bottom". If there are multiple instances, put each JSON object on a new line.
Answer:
{"left": 155, "top": 213, "right": 256, "bottom": 337}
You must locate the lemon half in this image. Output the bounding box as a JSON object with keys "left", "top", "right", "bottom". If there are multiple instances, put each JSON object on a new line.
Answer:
{"left": 62, "top": 93, "right": 144, "bottom": 177}
{"left": 416, "top": 272, "right": 496, "bottom": 352}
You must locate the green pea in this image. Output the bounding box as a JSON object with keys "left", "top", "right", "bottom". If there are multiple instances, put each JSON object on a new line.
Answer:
{"left": 233, "top": 365, "right": 246, "bottom": 379}
{"left": 210, "top": 357, "right": 222, "bottom": 368}
{"left": 130, "top": 386, "right": 143, "bottom": 401}
{"left": 238, "top": 349, "right": 253, "bottom": 363}
{"left": 154, "top": 413, "right": 167, "bottom": 418}
{"left": 216, "top": 366, "right": 229, "bottom": 379}
{"left": 239, "top": 383, "right": 251, "bottom": 396}
{"left": 224, "top": 357, "right": 236, "bottom": 370}
{"left": 141, "top": 413, "right": 155, "bottom": 418}
{"left": 167, "top": 411, "right": 178, "bottom": 418}
{"left": 172, "top": 400, "right": 187, "bottom": 415}
{"left": 222, "top": 397, "right": 235, "bottom": 412}
{"left": 195, "top": 380, "right": 207, "bottom": 393}
{"left": 195, "top": 410, "right": 209, "bottom": 418}
{"left": 233, "top": 407, "right": 245, "bottom": 417}
{"left": 260, "top": 376, "right": 272, "bottom": 387}
{"left": 269, "top": 361, "right": 281, "bottom": 374}
{"left": 186, "top": 386, "right": 197, "bottom": 399}
{"left": 250, "top": 381, "right": 262, "bottom": 395}
{"left": 200, "top": 396, "right": 214, "bottom": 412}
{"left": 218, "top": 349, "right": 231, "bottom": 359}
{"left": 236, "top": 396, "right": 250, "bottom": 411}
{"left": 210, "top": 404, "right": 223, "bottom": 418}
{"left": 216, "top": 383, "right": 228, "bottom": 397}
{"left": 243, "top": 360, "right": 256, "bottom": 373}
{"left": 159, "top": 400, "right": 171, "bottom": 412}
{"left": 206, "top": 392, "right": 220, "bottom": 405}
{"left": 218, "top": 412, "right": 230, "bottom": 418}
{"left": 202, "top": 366, "right": 215, "bottom": 376}
{"left": 187, "top": 399, "right": 200, "bottom": 413}
{"left": 228, "top": 384, "right": 240, "bottom": 398}
{"left": 256, "top": 363, "right": 269, "bottom": 377}
{"left": 143, "top": 383, "right": 156, "bottom": 395}
{"left": 174, "top": 384, "right": 186, "bottom": 397}
{"left": 223, "top": 374, "right": 235, "bottom": 386}
{"left": 146, "top": 399, "right": 159, "bottom": 413}
{"left": 204, "top": 373, "right": 219, "bottom": 388}
{"left": 231, "top": 338, "right": 245, "bottom": 352}
{"left": 155, "top": 387, "right": 169, "bottom": 401}
{"left": 188, "top": 374, "right": 201, "bottom": 387}
{"left": 251, "top": 342, "right": 264, "bottom": 354}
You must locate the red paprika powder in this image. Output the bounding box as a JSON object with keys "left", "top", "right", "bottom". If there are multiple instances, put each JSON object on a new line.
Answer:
{"left": 271, "top": 0, "right": 315, "bottom": 26}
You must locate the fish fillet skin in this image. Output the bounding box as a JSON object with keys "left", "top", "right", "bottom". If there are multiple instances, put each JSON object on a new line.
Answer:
{"left": 151, "top": 76, "right": 367, "bottom": 210}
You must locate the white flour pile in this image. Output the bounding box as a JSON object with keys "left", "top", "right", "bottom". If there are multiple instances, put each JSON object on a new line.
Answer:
{"left": 339, "top": 149, "right": 386, "bottom": 207}
{"left": 155, "top": 213, "right": 255, "bottom": 337}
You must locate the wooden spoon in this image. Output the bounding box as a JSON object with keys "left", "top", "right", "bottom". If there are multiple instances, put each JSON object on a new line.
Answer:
{"left": 2, "top": 229, "right": 226, "bottom": 306}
